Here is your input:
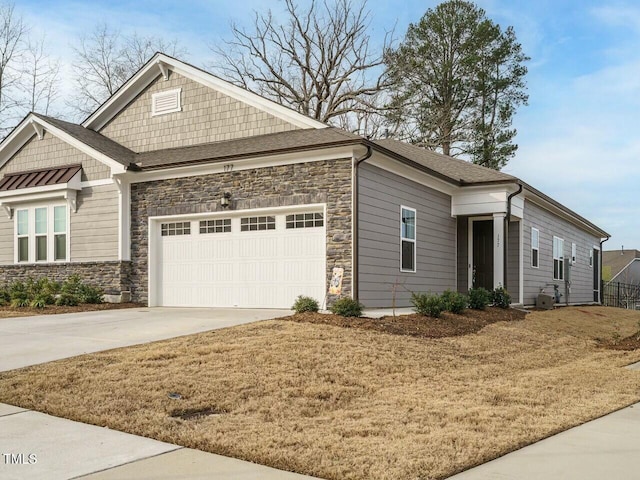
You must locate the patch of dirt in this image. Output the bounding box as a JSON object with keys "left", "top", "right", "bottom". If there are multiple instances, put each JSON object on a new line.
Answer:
{"left": 0, "top": 302, "right": 145, "bottom": 318}
{"left": 285, "top": 307, "right": 527, "bottom": 339}
{"left": 604, "top": 333, "right": 640, "bottom": 351}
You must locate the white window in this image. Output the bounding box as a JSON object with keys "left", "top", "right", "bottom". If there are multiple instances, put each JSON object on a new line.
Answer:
{"left": 161, "top": 222, "right": 191, "bottom": 236}
{"left": 16, "top": 209, "right": 28, "bottom": 262}
{"left": 54, "top": 206, "right": 67, "bottom": 261}
{"left": 152, "top": 88, "right": 182, "bottom": 116}
{"left": 15, "top": 204, "right": 68, "bottom": 263}
{"left": 589, "top": 249, "right": 594, "bottom": 268}
{"left": 286, "top": 212, "right": 324, "bottom": 229}
{"left": 571, "top": 243, "right": 577, "bottom": 265}
{"left": 240, "top": 216, "right": 276, "bottom": 232}
{"left": 531, "top": 227, "right": 539, "bottom": 268}
{"left": 200, "top": 219, "right": 231, "bottom": 234}
{"left": 553, "top": 236, "right": 564, "bottom": 280}
{"left": 400, "top": 206, "right": 416, "bottom": 273}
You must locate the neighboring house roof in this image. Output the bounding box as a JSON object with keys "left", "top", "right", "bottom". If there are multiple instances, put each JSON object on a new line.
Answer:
{"left": 0, "top": 164, "right": 82, "bottom": 191}
{"left": 32, "top": 114, "right": 136, "bottom": 169}
{"left": 136, "top": 127, "right": 362, "bottom": 169}
{"left": 603, "top": 250, "right": 640, "bottom": 282}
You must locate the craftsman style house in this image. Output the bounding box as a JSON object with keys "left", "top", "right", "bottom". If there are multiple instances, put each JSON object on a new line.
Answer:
{"left": 0, "top": 53, "right": 609, "bottom": 308}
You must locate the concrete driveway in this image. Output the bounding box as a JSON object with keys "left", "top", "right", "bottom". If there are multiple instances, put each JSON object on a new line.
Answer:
{"left": 0, "top": 307, "right": 291, "bottom": 372}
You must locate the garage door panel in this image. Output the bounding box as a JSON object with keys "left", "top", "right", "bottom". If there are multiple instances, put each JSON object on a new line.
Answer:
{"left": 157, "top": 211, "right": 326, "bottom": 308}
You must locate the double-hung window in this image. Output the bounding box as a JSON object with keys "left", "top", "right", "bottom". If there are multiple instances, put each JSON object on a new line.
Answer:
{"left": 15, "top": 205, "right": 67, "bottom": 263}
{"left": 553, "top": 236, "right": 564, "bottom": 280}
{"left": 400, "top": 206, "right": 416, "bottom": 272}
{"left": 531, "top": 227, "right": 539, "bottom": 268}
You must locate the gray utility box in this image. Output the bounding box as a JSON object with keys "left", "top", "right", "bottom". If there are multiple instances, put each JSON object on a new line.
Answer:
{"left": 536, "top": 294, "right": 555, "bottom": 310}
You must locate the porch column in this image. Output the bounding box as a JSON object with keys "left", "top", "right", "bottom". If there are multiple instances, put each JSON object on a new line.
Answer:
{"left": 493, "top": 213, "right": 505, "bottom": 289}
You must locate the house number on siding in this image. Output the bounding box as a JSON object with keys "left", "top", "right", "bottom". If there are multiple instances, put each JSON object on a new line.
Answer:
{"left": 223, "top": 164, "right": 234, "bottom": 172}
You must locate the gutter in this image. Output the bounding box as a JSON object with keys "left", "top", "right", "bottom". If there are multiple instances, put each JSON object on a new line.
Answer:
{"left": 352, "top": 145, "right": 373, "bottom": 302}
{"left": 600, "top": 236, "right": 610, "bottom": 303}
{"left": 504, "top": 182, "right": 523, "bottom": 294}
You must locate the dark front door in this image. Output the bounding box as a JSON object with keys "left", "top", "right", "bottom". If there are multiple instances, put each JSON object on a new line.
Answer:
{"left": 593, "top": 248, "right": 600, "bottom": 302}
{"left": 473, "top": 220, "right": 493, "bottom": 290}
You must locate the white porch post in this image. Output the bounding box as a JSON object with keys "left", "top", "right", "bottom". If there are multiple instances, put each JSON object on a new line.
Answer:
{"left": 493, "top": 213, "right": 505, "bottom": 288}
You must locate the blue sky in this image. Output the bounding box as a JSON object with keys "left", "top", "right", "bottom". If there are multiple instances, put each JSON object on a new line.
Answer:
{"left": 17, "top": 0, "right": 640, "bottom": 250}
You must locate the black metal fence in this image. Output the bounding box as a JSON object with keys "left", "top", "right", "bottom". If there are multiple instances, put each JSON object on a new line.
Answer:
{"left": 603, "top": 281, "right": 640, "bottom": 309}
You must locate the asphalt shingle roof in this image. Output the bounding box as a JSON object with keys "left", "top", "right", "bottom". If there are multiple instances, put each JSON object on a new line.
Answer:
{"left": 603, "top": 250, "right": 640, "bottom": 280}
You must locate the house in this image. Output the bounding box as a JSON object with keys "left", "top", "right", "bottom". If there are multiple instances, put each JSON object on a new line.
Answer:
{"left": 0, "top": 53, "right": 609, "bottom": 309}
{"left": 603, "top": 249, "right": 640, "bottom": 284}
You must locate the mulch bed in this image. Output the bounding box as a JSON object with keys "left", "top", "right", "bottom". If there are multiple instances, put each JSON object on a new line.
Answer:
{"left": 0, "top": 302, "right": 145, "bottom": 318}
{"left": 285, "top": 307, "right": 527, "bottom": 339}
{"left": 605, "top": 333, "right": 640, "bottom": 351}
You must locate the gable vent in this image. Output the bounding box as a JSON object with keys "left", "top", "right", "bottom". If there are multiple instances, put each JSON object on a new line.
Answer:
{"left": 152, "top": 88, "right": 182, "bottom": 116}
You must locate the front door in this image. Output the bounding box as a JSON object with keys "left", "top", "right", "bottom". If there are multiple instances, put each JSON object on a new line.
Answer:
{"left": 473, "top": 220, "right": 494, "bottom": 290}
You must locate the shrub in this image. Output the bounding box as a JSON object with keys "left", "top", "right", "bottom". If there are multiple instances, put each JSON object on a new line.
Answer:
{"left": 440, "top": 289, "right": 468, "bottom": 314}
{"left": 292, "top": 295, "right": 319, "bottom": 313}
{"left": 330, "top": 297, "right": 363, "bottom": 317}
{"left": 80, "top": 285, "right": 104, "bottom": 304}
{"left": 0, "top": 285, "right": 10, "bottom": 306}
{"left": 491, "top": 286, "right": 511, "bottom": 309}
{"left": 61, "top": 275, "right": 103, "bottom": 304}
{"left": 411, "top": 292, "right": 444, "bottom": 318}
{"left": 468, "top": 287, "right": 491, "bottom": 310}
{"left": 9, "top": 280, "right": 28, "bottom": 302}
{"left": 55, "top": 293, "right": 79, "bottom": 307}
{"left": 30, "top": 296, "right": 48, "bottom": 309}
{"left": 10, "top": 297, "right": 29, "bottom": 308}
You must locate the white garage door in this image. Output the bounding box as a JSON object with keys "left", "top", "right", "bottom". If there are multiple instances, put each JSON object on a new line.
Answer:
{"left": 155, "top": 209, "right": 326, "bottom": 308}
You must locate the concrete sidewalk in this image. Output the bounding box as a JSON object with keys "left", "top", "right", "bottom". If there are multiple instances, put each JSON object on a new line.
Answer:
{"left": 0, "top": 403, "right": 319, "bottom": 480}
{"left": 448, "top": 402, "right": 640, "bottom": 480}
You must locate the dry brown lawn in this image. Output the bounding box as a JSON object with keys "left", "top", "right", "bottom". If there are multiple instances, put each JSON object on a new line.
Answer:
{"left": 0, "top": 306, "right": 639, "bottom": 480}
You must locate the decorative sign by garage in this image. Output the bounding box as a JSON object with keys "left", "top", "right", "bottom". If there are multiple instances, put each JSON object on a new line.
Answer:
{"left": 329, "top": 267, "right": 344, "bottom": 295}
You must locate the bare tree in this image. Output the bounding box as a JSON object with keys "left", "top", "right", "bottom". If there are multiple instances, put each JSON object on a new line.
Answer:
{"left": 0, "top": 1, "right": 27, "bottom": 135}
{"left": 68, "top": 23, "right": 187, "bottom": 119}
{"left": 21, "top": 35, "right": 60, "bottom": 115}
{"left": 211, "top": 0, "right": 392, "bottom": 133}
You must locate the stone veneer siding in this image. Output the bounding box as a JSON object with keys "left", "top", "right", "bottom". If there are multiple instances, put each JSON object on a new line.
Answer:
{"left": 0, "top": 261, "right": 131, "bottom": 295}
{"left": 130, "top": 159, "right": 353, "bottom": 304}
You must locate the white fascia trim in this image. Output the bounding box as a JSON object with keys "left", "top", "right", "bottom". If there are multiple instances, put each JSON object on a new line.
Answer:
{"left": 124, "top": 145, "right": 357, "bottom": 184}
{"left": 523, "top": 190, "right": 606, "bottom": 239}
{"left": 84, "top": 53, "right": 327, "bottom": 131}
{"left": 80, "top": 178, "right": 113, "bottom": 188}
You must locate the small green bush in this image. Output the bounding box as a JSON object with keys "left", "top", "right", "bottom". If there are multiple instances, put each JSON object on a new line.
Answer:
{"left": 0, "top": 285, "right": 10, "bottom": 306}
{"left": 30, "top": 296, "right": 48, "bottom": 309}
{"left": 10, "top": 297, "right": 29, "bottom": 308}
{"left": 330, "top": 297, "right": 363, "bottom": 317}
{"left": 9, "top": 280, "right": 28, "bottom": 302}
{"left": 80, "top": 285, "right": 104, "bottom": 304}
{"left": 411, "top": 292, "right": 444, "bottom": 318}
{"left": 440, "top": 289, "right": 468, "bottom": 314}
{"left": 468, "top": 287, "right": 491, "bottom": 310}
{"left": 491, "top": 286, "right": 511, "bottom": 309}
{"left": 61, "top": 275, "right": 103, "bottom": 304}
{"left": 292, "top": 295, "right": 320, "bottom": 313}
{"left": 55, "top": 293, "right": 79, "bottom": 307}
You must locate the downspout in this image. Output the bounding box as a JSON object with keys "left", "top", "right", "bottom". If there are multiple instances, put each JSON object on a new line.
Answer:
{"left": 599, "top": 236, "right": 610, "bottom": 303}
{"left": 352, "top": 145, "right": 373, "bottom": 302}
{"left": 504, "top": 182, "right": 523, "bottom": 294}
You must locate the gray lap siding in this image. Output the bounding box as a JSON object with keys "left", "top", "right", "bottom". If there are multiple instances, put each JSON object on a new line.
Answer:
{"left": 129, "top": 159, "right": 353, "bottom": 304}
{"left": 357, "top": 163, "right": 456, "bottom": 308}
{"left": 522, "top": 200, "right": 599, "bottom": 305}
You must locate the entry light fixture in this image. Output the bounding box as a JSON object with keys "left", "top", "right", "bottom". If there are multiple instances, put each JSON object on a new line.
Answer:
{"left": 221, "top": 192, "right": 232, "bottom": 209}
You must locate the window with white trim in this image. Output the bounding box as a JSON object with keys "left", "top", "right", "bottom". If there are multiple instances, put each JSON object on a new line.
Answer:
{"left": 553, "top": 236, "right": 564, "bottom": 280}
{"left": 151, "top": 88, "right": 182, "bottom": 116}
{"left": 15, "top": 204, "right": 67, "bottom": 263}
{"left": 531, "top": 227, "right": 539, "bottom": 268}
{"left": 589, "top": 249, "right": 594, "bottom": 268}
{"left": 400, "top": 206, "right": 416, "bottom": 272}
{"left": 161, "top": 222, "right": 191, "bottom": 236}
{"left": 16, "top": 209, "right": 28, "bottom": 262}
{"left": 240, "top": 216, "right": 275, "bottom": 232}
{"left": 571, "top": 242, "right": 577, "bottom": 265}
{"left": 199, "top": 219, "right": 231, "bottom": 234}
{"left": 286, "top": 212, "right": 323, "bottom": 229}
